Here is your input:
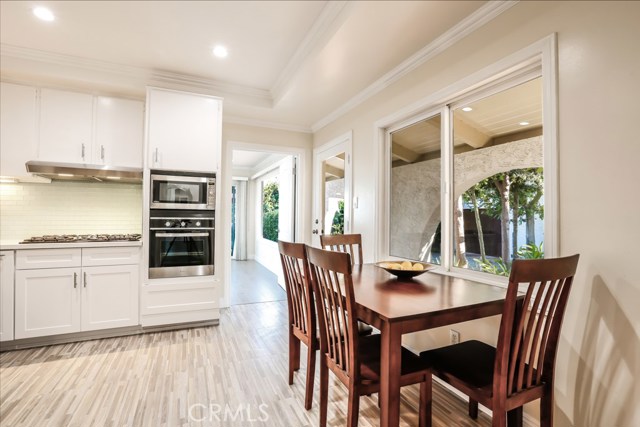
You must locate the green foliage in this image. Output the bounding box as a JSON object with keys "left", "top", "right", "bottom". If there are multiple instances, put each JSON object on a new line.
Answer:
{"left": 516, "top": 241, "right": 544, "bottom": 259}
{"left": 262, "top": 182, "right": 279, "bottom": 242}
{"left": 331, "top": 200, "right": 345, "bottom": 235}
{"left": 474, "top": 241, "right": 545, "bottom": 276}
{"left": 474, "top": 257, "right": 511, "bottom": 277}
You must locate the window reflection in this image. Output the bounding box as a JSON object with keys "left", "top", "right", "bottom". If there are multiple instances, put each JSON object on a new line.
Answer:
{"left": 389, "top": 114, "right": 442, "bottom": 263}
{"left": 452, "top": 78, "right": 544, "bottom": 275}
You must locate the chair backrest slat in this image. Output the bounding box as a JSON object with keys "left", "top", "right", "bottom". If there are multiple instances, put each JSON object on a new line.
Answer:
{"left": 320, "top": 234, "right": 364, "bottom": 266}
{"left": 307, "top": 245, "right": 359, "bottom": 378}
{"left": 498, "top": 254, "right": 579, "bottom": 397}
{"left": 278, "top": 241, "right": 315, "bottom": 339}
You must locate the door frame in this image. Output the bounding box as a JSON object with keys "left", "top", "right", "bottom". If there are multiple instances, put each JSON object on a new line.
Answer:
{"left": 222, "top": 140, "right": 307, "bottom": 307}
{"left": 312, "top": 130, "right": 353, "bottom": 247}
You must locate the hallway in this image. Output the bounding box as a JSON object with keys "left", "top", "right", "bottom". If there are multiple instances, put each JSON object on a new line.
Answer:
{"left": 230, "top": 259, "right": 286, "bottom": 306}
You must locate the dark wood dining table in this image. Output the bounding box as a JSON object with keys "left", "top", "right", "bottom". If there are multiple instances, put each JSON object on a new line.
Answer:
{"left": 350, "top": 264, "right": 511, "bottom": 427}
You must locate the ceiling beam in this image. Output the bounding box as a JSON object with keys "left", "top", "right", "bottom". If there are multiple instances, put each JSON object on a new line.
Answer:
{"left": 453, "top": 116, "right": 491, "bottom": 148}
{"left": 324, "top": 164, "right": 344, "bottom": 179}
{"left": 391, "top": 142, "right": 420, "bottom": 163}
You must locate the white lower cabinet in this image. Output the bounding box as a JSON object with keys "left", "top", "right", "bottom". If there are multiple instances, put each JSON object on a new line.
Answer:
{"left": 15, "top": 267, "right": 81, "bottom": 339}
{"left": 82, "top": 265, "right": 138, "bottom": 331}
{"left": 1, "top": 251, "right": 15, "bottom": 342}
{"left": 14, "top": 247, "right": 140, "bottom": 340}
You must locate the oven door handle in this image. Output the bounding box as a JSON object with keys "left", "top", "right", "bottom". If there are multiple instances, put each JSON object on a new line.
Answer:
{"left": 155, "top": 232, "right": 210, "bottom": 238}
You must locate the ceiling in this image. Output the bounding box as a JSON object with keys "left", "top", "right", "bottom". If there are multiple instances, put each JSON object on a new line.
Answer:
{"left": 0, "top": 1, "right": 501, "bottom": 132}
{"left": 391, "top": 77, "right": 542, "bottom": 160}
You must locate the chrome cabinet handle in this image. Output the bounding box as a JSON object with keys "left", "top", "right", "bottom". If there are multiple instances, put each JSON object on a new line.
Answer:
{"left": 84, "top": 272, "right": 87, "bottom": 288}
{"left": 101, "top": 145, "right": 105, "bottom": 160}
{"left": 74, "top": 272, "right": 78, "bottom": 288}
{"left": 154, "top": 148, "right": 159, "bottom": 163}
{"left": 81, "top": 143, "right": 85, "bottom": 159}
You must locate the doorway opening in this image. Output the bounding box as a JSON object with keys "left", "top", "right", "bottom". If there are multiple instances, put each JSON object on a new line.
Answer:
{"left": 229, "top": 148, "right": 299, "bottom": 306}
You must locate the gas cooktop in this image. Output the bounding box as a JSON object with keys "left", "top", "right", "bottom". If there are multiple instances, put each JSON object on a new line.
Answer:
{"left": 20, "top": 234, "right": 142, "bottom": 244}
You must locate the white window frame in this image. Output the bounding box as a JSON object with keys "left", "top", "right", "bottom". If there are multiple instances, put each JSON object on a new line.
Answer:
{"left": 375, "top": 34, "right": 558, "bottom": 287}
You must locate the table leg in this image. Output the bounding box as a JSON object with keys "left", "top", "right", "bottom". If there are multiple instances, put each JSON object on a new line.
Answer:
{"left": 379, "top": 321, "right": 402, "bottom": 427}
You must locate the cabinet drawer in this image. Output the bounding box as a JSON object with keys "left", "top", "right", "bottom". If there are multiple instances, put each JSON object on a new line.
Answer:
{"left": 82, "top": 247, "right": 141, "bottom": 267}
{"left": 16, "top": 249, "right": 81, "bottom": 270}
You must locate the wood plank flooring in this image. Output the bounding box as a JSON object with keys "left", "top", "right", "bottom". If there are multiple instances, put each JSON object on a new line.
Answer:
{"left": 0, "top": 300, "right": 491, "bottom": 426}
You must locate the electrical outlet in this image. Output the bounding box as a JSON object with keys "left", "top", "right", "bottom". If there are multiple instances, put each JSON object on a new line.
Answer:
{"left": 449, "top": 329, "right": 460, "bottom": 345}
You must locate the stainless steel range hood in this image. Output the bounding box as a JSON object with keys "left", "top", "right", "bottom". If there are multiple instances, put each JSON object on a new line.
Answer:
{"left": 25, "top": 160, "right": 143, "bottom": 183}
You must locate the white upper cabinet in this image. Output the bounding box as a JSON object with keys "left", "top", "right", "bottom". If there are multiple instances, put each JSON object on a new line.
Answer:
{"left": 39, "top": 88, "right": 94, "bottom": 163}
{"left": 0, "top": 82, "right": 39, "bottom": 180}
{"left": 94, "top": 96, "right": 144, "bottom": 167}
{"left": 28, "top": 87, "right": 144, "bottom": 168}
{"left": 147, "top": 88, "right": 222, "bottom": 173}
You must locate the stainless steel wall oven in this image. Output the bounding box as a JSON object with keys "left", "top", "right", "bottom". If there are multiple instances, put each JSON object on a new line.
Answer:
{"left": 149, "top": 210, "right": 215, "bottom": 279}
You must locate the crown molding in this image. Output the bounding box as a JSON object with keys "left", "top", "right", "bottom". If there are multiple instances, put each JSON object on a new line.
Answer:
{"left": 270, "top": 1, "right": 351, "bottom": 105}
{"left": 224, "top": 114, "right": 312, "bottom": 134}
{"left": 311, "top": 0, "right": 519, "bottom": 132}
{"left": 0, "top": 44, "right": 272, "bottom": 107}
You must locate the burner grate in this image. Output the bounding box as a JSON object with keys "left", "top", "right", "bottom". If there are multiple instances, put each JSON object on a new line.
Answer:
{"left": 20, "top": 233, "right": 141, "bottom": 244}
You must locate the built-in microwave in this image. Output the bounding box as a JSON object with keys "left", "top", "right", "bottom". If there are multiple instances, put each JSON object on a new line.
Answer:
{"left": 150, "top": 171, "right": 215, "bottom": 210}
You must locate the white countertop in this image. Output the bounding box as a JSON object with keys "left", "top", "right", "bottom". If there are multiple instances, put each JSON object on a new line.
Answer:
{"left": 0, "top": 240, "right": 143, "bottom": 250}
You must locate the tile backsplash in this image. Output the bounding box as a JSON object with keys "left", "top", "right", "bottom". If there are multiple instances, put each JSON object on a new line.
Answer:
{"left": 0, "top": 181, "right": 142, "bottom": 242}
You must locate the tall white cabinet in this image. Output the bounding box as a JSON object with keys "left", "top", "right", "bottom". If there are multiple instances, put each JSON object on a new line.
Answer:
{"left": 146, "top": 87, "right": 222, "bottom": 172}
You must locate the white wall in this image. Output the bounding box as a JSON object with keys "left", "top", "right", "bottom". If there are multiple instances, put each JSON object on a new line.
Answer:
{"left": 313, "top": 2, "right": 640, "bottom": 426}
{"left": 0, "top": 181, "right": 142, "bottom": 242}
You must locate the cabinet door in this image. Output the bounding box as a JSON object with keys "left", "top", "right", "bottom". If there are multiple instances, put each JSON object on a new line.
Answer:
{"left": 94, "top": 96, "right": 144, "bottom": 167}
{"left": 147, "top": 88, "right": 221, "bottom": 172}
{"left": 0, "top": 251, "right": 15, "bottom": 342}
{"left": 81, "top": 265, "right": 139, "bottom": 331}
{"left": 15, "top": 267, "right": 81, "bottom": 339}
{"left": 0, "top": 83, "right": 38, "bottom": 179}
{"left": 39, "top": 88, "right": 94, "bottom": 163}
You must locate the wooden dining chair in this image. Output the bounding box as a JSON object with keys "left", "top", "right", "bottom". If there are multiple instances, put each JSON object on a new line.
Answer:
{"left": 278, "top": 240, "right": 318, "bottom": 410}
{"left": 420, "top": 254, "right": 580, "bottom": 427}
{"left": 306, "top": 245, "right": 432, "bottom": 427}
{"left": 278, "top": 240, "right": 374, "bottom": 410}
{"left": 320, "top": 233, "right": 364, "bottom": 265}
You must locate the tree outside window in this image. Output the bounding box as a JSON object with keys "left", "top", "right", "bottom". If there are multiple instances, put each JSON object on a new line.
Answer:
{"left": 262, "top": 180, "right": 279, "bottom": 242}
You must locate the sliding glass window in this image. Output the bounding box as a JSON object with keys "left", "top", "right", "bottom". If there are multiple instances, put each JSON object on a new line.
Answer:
{"left": 387, "top": 76, "right": 546, "bottom": 278}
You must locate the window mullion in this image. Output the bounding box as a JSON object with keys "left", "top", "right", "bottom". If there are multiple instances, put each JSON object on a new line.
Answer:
{"left": 441, "top": 105, "right": 453, "bottom": 271}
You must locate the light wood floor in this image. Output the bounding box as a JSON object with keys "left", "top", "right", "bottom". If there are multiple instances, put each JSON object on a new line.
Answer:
{"left": 230, "top": 260, "right": 286, "bottom": 306}
{"left": 0, "top": 300, "right": 491, "bottom": 427}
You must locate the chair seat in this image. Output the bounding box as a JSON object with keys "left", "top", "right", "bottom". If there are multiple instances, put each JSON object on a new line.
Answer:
{"left": 420, "top": 340, "right": 496, "bottom": 390}
{"left": 358, "top": 334, "right": 430, "bottom": 382}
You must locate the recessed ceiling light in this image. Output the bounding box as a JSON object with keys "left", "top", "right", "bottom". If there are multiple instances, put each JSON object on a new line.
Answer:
{"left": 461, "top": 107, "right": 473, "bottom": 112}
{"left": 519, "top": 121, "right": 530, "bottom": 126}
{"left": 33, "top": 6, "right": 55, "bottom": 22}
{"left": 212, "top": 45, "right": 228, "bottom": 58}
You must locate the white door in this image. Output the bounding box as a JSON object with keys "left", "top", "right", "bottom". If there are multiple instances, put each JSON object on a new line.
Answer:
{"left": 0, "top": 83, "right": 38, "bottom": 179}
{"left": 81, "top": 265, "right": 139, "bottom": 331}
{"left": 15, "top": 267, "right": 81, "bottom": 339}
{"left": 312, "top": 133, "right": 352, "bottom": 246}
{"left": 39, "top": 88, "right": 94, "bottom": 163}
{"left": 147, "top": 88, "right": 221, "bottom": 173}
{"left": 0, "top": 251, "right": 15, "bottom": 342}
{"left": 94, "top": 96, "right": 144, "bottom": 167}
